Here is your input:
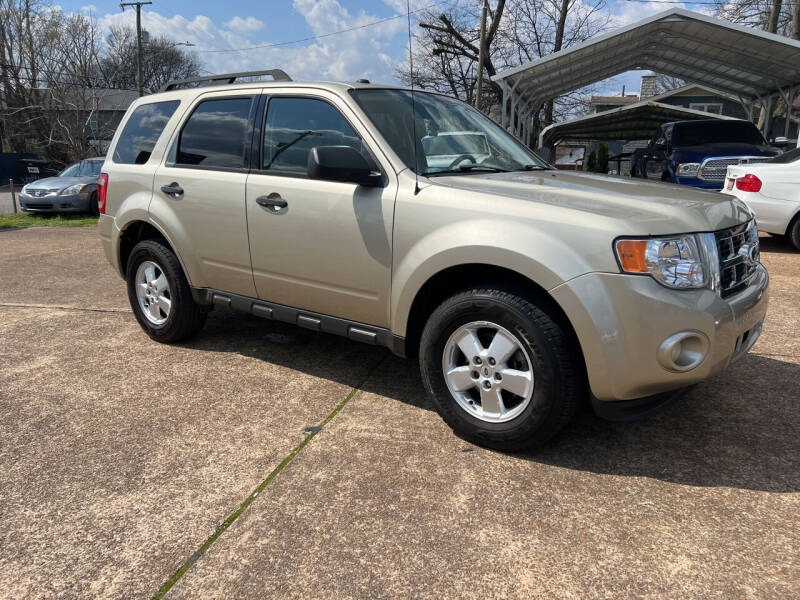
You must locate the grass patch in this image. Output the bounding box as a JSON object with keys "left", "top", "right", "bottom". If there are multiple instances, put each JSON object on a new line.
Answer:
{"left": 0, "top": 212, "right": 98, "bottom": 229}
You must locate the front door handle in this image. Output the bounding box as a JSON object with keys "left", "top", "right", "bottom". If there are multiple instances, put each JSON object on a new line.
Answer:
{"left": 256, "top": 193, "right": 288, "bottom": 212}
{"left": 161, "top": 182, "right": 184, "bottom": 198}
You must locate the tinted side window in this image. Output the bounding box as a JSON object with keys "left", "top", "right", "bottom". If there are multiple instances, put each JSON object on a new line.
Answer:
{"left": 114, "top": 100, "right": 180, "bottom": 165}
{"left": 177, "top": 98, "right": 252, "bottom": 169}
{"left": 263, "top": 97, "right": 363, "bottom": 173}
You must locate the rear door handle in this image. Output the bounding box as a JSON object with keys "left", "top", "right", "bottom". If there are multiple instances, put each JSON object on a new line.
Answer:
{"left": 256, "top": 193, "right": 288, "bottom": 212}
{"left": 161, "top": 182, "right": 184, "bottom": 198}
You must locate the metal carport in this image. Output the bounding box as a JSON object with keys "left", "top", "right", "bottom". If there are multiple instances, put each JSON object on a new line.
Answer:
{"left": 538, "top": 100, "right": 735, "bottom": 149}
{"left": 492, "top": 8, "right": 800, "bottom": 144}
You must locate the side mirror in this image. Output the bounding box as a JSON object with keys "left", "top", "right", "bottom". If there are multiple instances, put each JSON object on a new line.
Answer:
{"left": 307, "top": 146, "right": 383, "bottom": 187}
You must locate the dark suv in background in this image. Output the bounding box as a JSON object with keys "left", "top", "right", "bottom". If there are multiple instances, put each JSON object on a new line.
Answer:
{"left": 631, "top": 120, "right": 781, "bottom": 189}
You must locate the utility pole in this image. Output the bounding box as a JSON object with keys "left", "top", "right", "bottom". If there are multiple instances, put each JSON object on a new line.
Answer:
{"left": 120, "top": 1, "right": 152, "bottom": 97}
{"left": 474, "top": 0, "right": 488, "bottom": 111}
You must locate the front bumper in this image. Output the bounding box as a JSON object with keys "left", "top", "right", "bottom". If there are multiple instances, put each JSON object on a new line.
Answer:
{"left": 19, "top": 191, "right": 93, "bottom": 212}
{"left": 550, "top": 264, "right": 769, "bottom": 401}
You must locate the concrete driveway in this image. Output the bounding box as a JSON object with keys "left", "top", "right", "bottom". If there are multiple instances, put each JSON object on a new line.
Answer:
{"left": 1, "top": 227, "right": 798, "bottom": 599}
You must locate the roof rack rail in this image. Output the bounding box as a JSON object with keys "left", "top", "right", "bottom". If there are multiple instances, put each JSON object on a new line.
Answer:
{"left": 161, "top": 69, "right": 292, "bottom": 92}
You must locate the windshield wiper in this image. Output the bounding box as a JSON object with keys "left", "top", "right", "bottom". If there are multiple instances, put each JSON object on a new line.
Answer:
{"left": 423, "top": 165, "right": 509, "bottom": 176}
{"left": 517, "top": 164, "right": 547, "bottom": 171}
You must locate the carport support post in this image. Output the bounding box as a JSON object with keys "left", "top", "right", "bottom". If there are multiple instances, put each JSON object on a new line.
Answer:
{"left": 9, "top": 179, "right": 17, "bottom": 214}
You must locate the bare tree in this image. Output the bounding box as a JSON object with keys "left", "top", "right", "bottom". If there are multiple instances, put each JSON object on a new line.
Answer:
{"left": 397, "top": 0, "right": 609, "bottom": 145}
{"left": 100, "top": 25, "right": 199, "bottom": 94}
{"left": 0, "top": 2, "right": 200, "bottom": 163}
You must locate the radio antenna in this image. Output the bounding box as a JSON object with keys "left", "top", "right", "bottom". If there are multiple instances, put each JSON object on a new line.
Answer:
{"left": 407, "top": 0, "right": 421, "bottom": 195}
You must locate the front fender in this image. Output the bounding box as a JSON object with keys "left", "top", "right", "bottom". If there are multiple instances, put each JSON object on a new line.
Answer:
{"left": 390, "top": 218, "right": 597, "bottom": 336}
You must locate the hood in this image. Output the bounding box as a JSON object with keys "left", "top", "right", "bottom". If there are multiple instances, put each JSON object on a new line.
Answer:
{"left": 25, "top": 176, "right": 97, "bottom": 190}
{"left": 674, "top": 143, "right": 780, "bottom": 161}
{"left": 425, "top": 169, "right": 752, "bottom": 235}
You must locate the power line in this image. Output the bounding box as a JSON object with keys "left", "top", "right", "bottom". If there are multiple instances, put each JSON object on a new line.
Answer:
{"left": 195, "top": 0, "right": 451, "bottom": 54}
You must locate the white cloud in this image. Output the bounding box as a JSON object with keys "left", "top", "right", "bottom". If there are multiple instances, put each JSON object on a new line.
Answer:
{"left": 90, "top": 0, "right": 409, "bottom": 84}
{"left": 225, "top": 16, "right": 265, "bottom": 34}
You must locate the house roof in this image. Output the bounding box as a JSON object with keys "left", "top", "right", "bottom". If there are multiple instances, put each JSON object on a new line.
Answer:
{"left": 33, "top": 87, "right": 138, "bottom": 111}
{"left": 539, "top": 99, "right": 735, "bottom": 148}
{"left": 647, "top": 84, "right": 739, "bottom": 104}
{"left": 590, "top": 95, "right": 640, "bottom": 105}
{"left": 494, "top": 9, "right": 800, "bottom": 114}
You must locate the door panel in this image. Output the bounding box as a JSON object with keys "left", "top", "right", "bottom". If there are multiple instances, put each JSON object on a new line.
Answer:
{"left": 151, "top": 93, "right": 256, "bottom": 297}
{"left": 246, "top": 93, "right": 395, "bottom": 327}
{"left": 246, "top": 175, "right": 394, "bottom": 326}
{"left": 153, "top": 166, "right": 254, "bottom": 295}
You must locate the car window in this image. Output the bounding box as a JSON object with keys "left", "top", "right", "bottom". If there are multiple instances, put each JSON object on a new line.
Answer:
{"left": 79, "top": 160, "right": 102, "bottom": 177}
{"left": 352, "top": 89, "right": 547, "bottom": 174}
{"left": 672, "top": 121, "right": 767, "bottom": 146}
{"left": 59, "top": 163, "right": 81, "bottom": 177}
{"left": 262, "top": 97, "right": 363, "bottom": 173}
{"left": 177, "top": 97, "right": 252, "bottom": 169}
{"left": 114, "top": 100, "right": 180, "bottom": 165}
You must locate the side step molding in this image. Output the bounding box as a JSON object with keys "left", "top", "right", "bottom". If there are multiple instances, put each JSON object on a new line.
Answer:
{"left": 192, "top": 287, "right": 405, "bottom": 355}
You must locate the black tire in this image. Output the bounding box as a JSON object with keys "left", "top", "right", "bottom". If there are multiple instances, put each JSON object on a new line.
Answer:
{"left": 419, "top": 287, "right": 581, "bottom": 451}
{"left": 87, "top": 192, "right": 99, "bottom": 216}
{"left": 126, "top": 239, "right": 207, "bottom": 343}
{"left": 789, "top": 215, "right": 800, "bottom": 250}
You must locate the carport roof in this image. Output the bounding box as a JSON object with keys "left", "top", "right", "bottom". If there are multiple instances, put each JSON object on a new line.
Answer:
{"left": 538, "top": 100, "right": 735, "bottom": 148}
{"left": 493, "top": 9, "right": 800, "bottom": 108}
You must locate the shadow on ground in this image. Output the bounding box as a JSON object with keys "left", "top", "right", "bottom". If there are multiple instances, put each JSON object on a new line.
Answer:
{"left": 186, "top": 308, "right": 800, "bottom": 494}
{"left": 759, "top": 234, "right": 799, "bottom": 254}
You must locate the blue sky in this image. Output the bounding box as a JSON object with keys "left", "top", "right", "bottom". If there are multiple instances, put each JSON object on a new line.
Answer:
{"left": 65, "top": 0, "right": 713, "bottom": 95}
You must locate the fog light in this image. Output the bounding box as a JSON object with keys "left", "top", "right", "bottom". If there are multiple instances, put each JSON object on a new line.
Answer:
{"left": 657, "top": 331, "right": 709, "bottom": 372}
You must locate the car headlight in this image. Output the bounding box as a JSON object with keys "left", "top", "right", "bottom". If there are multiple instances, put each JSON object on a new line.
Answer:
{"left": 60, "top": 183, "right": 86, "bottom": 195}
{"left": 675, "top": 162, "right": 700, "bottom": 177}
{"left": 615, "top": 234, "right": 710, "bottom": 289}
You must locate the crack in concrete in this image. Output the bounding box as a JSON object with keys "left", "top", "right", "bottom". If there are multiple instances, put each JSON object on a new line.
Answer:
{"left": 150, "top": 356, "right": 386, "bottom": 600}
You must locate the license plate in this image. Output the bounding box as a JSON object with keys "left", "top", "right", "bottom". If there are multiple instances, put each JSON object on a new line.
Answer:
{"left": 27, "top": 166, "right": 40, "bottom": 174}
{"left": 726, "top": 178, "right": 734, "bottom": 190}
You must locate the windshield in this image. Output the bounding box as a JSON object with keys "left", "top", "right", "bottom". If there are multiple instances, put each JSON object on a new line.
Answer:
{"left": 768, "top": 147, "right": 800, "bottom": 164}
{"left": 59, "top": 163, "right": 80, "bottom": 177}
{"left": 80, "top": 160, "right": 103, "bottom": 177}
{"left": 672, "top": 121, "right": 767, "bottom": 147}
{"left": 351, "top": 89, "right": 548, "bottom": 175}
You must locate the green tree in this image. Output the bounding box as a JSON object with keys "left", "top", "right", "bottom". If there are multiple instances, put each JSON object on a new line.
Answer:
{"left": 596, "top": 142, "right": 609, "bottom": 173}
{"left": 585, "top": 150, "right": 596, "bottom": 172}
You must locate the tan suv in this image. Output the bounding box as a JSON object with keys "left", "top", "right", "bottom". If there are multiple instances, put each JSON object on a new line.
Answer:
{"left": 98, "top": 70, "right": 769, "bottom": 450}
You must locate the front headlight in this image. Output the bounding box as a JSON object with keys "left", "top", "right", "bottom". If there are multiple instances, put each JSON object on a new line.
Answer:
{"left": 675, "top": 162, "right": 701, "bottom": 177}
{"left": 615, "top": 235, "right": 710, "bottom": 289}
{"left": 60, "top": 183, "right": 86, "bottom": 195}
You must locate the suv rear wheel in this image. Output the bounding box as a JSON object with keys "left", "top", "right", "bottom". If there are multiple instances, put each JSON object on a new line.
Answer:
{"left": 126, "top": 239, "right": 207, "bottom": 343}
{"left": 419, "top": 287, "right": 580, "bottom": 451}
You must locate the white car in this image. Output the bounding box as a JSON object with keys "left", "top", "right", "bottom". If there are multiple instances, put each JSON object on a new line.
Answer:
{"left": 724, "top": 147, "right": 800, "bottom": 249}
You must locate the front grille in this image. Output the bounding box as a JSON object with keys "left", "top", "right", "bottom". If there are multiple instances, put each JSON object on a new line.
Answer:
{"left": 715, "top": 221, "right": 759, "bottom": 298}
{"left": 27, "top": 188, "right": 60, "bottom": 198}
{"left": 700, "top": 157, "right": 771, "bottom": 181}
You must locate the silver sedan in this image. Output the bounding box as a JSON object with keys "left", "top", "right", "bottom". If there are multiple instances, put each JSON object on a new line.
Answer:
{"left": 19, "top": 158, "right": 104, "bottom": 214}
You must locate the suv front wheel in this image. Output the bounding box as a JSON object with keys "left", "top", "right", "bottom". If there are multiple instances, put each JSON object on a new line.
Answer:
{"left": 419, "top": 287, "right": 580, "bottom": 451}
{"left": 126, "top": 239, "right": 207, "bottom": 343}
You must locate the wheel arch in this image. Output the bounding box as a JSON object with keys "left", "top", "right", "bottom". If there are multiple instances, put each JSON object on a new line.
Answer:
{"left": 118, "top": 219, "right": 190, "bottom": 283}
{"left": 399, "top": 263, "right": 586, "bottom": 378}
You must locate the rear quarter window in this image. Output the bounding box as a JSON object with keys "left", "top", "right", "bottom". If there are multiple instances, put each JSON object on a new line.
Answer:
{"left": 113, "top": 100, "right": 180, "bottom": 165}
